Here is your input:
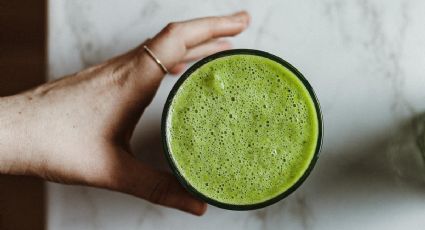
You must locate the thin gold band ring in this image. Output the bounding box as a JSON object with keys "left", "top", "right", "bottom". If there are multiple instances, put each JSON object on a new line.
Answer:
{"left": 143, "top": 44, "right": 169, "bottom": 74}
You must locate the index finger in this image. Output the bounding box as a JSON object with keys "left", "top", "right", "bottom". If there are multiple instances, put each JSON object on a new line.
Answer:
{"left": 159, "top": 11, "right": 250, "bottom": 48}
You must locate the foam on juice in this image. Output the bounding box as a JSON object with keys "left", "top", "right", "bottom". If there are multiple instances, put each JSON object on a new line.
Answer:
{"left": 167, "top": 54, "right": 319, "bottom": 205}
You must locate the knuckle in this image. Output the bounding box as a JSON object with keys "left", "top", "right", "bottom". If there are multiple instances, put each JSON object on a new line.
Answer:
{"left": 211, "top": 16, "right": 223, "bottom": 24}
{"left": 207, "top": 17, "right": 223, "bottom": 36}
{"left": 163, "top": 22, "right": 180, "bottom": 35}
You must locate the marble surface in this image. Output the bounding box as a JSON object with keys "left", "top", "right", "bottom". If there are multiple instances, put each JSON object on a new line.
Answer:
{"left": 48, "top": 0, "right": 425, "bottom": 229}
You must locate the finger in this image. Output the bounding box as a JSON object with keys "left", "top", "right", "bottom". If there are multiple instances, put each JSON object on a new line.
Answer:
{"left": 161, "top": 11, "right": 250, "bottom": 48}
{"left": 183, "top": 39, "right": 232, "bottom": 63}
{"left": 169, "top": 63, "right": 187, "bottom": 75}
{"left": 109, "top": 154, "right": 207, "bottom": 216}
{"left": 145, "top": 11, "right": 249, "bottom": 72}
{"left": 168, "top": 40, "right": 231, "bottom": 75}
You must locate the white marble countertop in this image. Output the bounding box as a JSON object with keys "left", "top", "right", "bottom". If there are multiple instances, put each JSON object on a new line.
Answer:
{"left": 47, "top": 0, "right": 425, "bottom": 229}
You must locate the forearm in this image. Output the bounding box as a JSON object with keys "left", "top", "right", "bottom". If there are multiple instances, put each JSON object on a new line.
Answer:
{"left": 0, "top": 95, "right": 34, "bottom": 175}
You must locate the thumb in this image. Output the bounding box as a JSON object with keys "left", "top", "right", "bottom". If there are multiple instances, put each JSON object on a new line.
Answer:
{"left": 106, "top": 153, "right": 207, "bottom": 215}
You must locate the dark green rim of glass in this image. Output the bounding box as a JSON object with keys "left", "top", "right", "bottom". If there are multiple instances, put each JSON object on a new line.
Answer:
{"left": 161, "top": 49, "right": 323, "bottom": 210}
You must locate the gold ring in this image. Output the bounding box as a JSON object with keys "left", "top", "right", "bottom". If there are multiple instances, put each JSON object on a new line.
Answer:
{"left": 143, "top": 44, "right": 169, "bottom": 74}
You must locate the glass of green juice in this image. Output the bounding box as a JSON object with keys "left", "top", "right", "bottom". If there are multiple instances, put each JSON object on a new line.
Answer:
{"left": 161, "top": 49, "right": 323, "bottom": 210}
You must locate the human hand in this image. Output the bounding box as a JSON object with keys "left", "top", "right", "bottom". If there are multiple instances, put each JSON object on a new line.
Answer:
{"left": 0, "top": 11, "right": 249, "bottom": 215}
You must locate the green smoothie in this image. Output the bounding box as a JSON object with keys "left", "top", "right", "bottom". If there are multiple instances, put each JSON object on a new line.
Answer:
{"left": 165, "top": 53, "right": 319, "bottom": 205}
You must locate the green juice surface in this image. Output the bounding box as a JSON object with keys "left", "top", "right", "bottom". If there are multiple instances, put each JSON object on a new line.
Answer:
{"left": 166, "top": 54, "right": 319, "bottom": 205}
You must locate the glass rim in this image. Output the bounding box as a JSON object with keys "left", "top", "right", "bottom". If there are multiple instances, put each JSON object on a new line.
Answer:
{"left": 161, "top": 49, "right": 324, "bottom": 210}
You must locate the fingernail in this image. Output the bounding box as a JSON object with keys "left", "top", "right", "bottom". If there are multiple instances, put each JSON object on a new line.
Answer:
{"left": 231, "top": 10, "right": 247, "bottom": 17}
{"left": 231, "top": 11, "right": 250, "bottom": 25}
